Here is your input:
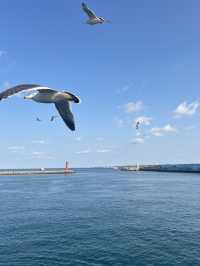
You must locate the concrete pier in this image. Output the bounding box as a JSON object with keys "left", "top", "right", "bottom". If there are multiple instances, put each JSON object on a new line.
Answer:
{"left": 118, "top": 164, "right": 200, "bottom": 173}
{"left": 0, "top": 169, "right": 74, "bottom": 176}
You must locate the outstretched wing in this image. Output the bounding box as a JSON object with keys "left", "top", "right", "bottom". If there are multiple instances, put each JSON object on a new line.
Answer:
{"left": 82, "top": 2, "right": 97, "bottom": 19}
{"left": 36, "top": 87, "right": 57, "bottom": 93}
{"left": 0, "top": 84, "right": 59, "bottom": 100}
{"left": 55, "top": 100, "right": 75, "bottom": 131}
{"left": 0, "top": 84, "right": 41, "bottom": 100}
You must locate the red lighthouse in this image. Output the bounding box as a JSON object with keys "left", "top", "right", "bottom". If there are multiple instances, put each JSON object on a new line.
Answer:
{"left": 64, "top": 161, "right": 69, "bottom": 173}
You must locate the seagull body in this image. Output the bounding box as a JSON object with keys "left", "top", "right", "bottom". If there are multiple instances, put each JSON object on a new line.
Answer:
{"left": 136, "top": 121, "right": 140, "bottom": 130}
{"left": 81, "top": 3, "right": 108, "bottom": 25}
{"left": 25, "top": 90, "right": 76, "bottom": 104}
{"left": 0, "top": 84, "right": 80, "bottom": 131}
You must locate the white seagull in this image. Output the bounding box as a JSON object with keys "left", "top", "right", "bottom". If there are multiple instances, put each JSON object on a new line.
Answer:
{"left": 81, "top": 2, "right": 109, "bottom": 25}
{"left": 0, "top": 84, "right": 80, "bottom": 131}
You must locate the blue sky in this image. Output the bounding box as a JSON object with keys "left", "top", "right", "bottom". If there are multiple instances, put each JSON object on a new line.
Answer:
{"left": 0, "top": 0, "right": 200, "bottom": 168}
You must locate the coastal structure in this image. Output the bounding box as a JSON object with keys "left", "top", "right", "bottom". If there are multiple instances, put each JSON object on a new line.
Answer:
{"left": 119, "top": 163, "right": 140, "bottom": 171}
{"left": 0, "top": 169, "right": 73, "bottom": 176}
{"left": 0, "top": 161, "right": 74, "bottom": 176}
{"left": 118, "top": 164, "right": 200, "bottom": 173}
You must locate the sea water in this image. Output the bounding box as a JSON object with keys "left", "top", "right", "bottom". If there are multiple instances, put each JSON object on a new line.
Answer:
{"left": 0, "top": 169, "right": 200, "bottom": 265}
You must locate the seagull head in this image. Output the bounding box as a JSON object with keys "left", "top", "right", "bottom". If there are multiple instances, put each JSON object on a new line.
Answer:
{"left": 63, "top": 91, "right": 81, "bottom": 103}
{"left": 99, "top": 17, "right": 105, "bottom": 23}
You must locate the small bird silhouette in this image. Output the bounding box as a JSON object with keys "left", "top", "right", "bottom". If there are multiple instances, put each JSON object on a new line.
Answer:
{"left": 136, "top": 121, "right": 140, "bottom": 130}
{"left": 36, "top": 117, "right": 42, "bottom": 122}
{"left": 50, "top": 115, "right": 59, "bottom": 122}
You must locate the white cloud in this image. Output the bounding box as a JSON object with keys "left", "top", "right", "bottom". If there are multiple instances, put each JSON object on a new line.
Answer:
{"left": 96, "top": 149, "right": 111, "bottom": 153}
{"left": 164, "top": 124, "right": 177, "bottom": 132}
{"left": 32, "top": 140, "right": 48, "bottom": 145}
{"left": 8, "top": 146, "right": 25, "bottom": 151}
{"left": 134, "top": 116, "right": 152, "bottom": 127}
{"left": 122, "top": 101, "right": 143, "bottom": 113}
{"left": 76, "top": 150, "right": 91, "bottom": 154}
{"left": 151, "top": 124, "right": 177, "bottom": 137}
{"left": 174, "top": 101, "right": 199, "bottom": 117}
{"left": 131, "top": 138, "right": 145, "bottom": 144}
{"left": 32, "top": 151, "right": 54, "bottom": 160}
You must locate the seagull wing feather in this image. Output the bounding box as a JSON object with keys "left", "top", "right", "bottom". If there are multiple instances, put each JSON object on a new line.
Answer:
{"left": 0, "top": 84, "right": 59, "bottom": 100}
{"left": 55, "top": 100, "right": 75, "bottom": 131}
{"left": 82, "top": 3, "right": 97, "bottom": 19}
{"left": 37, "top": 88, "right": 57, "bottom": 93}
{"left": 0, "top": 84, "right": 41, "bottom": 100}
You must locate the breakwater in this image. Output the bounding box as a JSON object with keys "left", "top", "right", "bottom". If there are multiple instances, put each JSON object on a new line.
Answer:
{"left": 0, "top": 168, "right": 74, "bottom": 176}
{"left": 118, "top": 164, "right": 200, "bottom": 173}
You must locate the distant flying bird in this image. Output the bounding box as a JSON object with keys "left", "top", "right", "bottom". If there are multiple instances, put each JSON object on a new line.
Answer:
{"left": 50, "top": 115, "right": 58, "bottom": 122}
{"left": 81, "top": 2, "right": 109, "bottom": 25}
{"left": 36, "top": 117, "right": 42, "bottom": 122}
{"left": 0, "top": 84, "right": 81, "bottom": 131}
{"left": 136, "top": 121, "right": 140, "bottom": 130}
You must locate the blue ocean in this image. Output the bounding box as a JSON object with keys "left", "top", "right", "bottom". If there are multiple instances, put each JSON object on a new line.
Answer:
{"left": 0, "top": 168, "right": 200, "bottom": 265}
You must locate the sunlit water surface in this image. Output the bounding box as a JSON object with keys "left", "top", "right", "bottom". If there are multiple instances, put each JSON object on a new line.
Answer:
{"left": 0, "top": 169, "right": 200, "bottom": 265}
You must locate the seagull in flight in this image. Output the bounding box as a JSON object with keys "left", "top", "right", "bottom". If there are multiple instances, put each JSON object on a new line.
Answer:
{"left": 36, "top": 117, "right": 42, "bottom": 122}
{"left": 136, "top": 121, "right": 140, "bottom": 130}
{"left": 0, "top": 84, "right": 81, "bottom": 131}
{"left": 81, "top": 2, "right": 109, "bottom": 25}
{"left": 50, "top": 115, "right": 59, "bottom": 122}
